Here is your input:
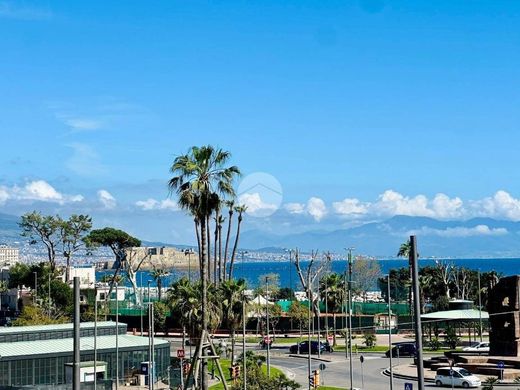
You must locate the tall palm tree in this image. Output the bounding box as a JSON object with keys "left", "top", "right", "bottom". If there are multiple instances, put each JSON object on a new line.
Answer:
{"left": 168, "top": 145, "right": 240, "bottom": 390}
{"left": 219, "top": 279, "right": 247, "bottom": 363}
{"left": 216, "top": 215, "right": 225, "bottom": 283}
{"left": 151, "top": 268, "right": 169, "bottom": 301}
{"left": 319, "top": 273, "right": 345, "bottom": 346}
{"left": 223, "top": 200, "right": 234, "bottom": 281}
{"left": 228, "top": 205, "right": 247, "bottom": 280}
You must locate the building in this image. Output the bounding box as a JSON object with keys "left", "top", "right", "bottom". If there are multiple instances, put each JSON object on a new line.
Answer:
{"left": 66, "top": 265, "right": 96, "bottom": 288}
{"left": 0, "top": 245, "right": 19, "bottom": 266}
{"left": 123, "top": 246, "right": 198, "bottom": 269}
{"left": 0, "top": 321, "right": 170, "bottom": 387}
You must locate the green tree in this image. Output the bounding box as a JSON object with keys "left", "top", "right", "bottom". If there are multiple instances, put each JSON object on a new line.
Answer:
{"left": 363, "top": 332, "right": 376, "bottom": 347}
{"left": 151, "top": 268, "right": 169, "bottom": 301}
{"left": 168, "top": 145, "right": 240, "bottom": 389}
{"left": 58, "top": 214, "right": 92, "bottom": 282}
{"left": 220, "top": 278, "right": 247, "bottom": 362}
{"left": 20, "top": 212, "right": 61, "bottom": 271}
{"left": 153, "top": 301, "right": 168, "bottom": 335}
{"left": 85, "top": 228, "right": 143, "bottom": 304}
{"left": 12, "top": 304, "right": 69, "bottom": 326}
{"left": 352, "top": 256, "right": 382, "bottom": 301}
{"left": 287, "top": 301, "right": 310, "bottom": 349}
{"left": 319, "top": 273, "right": 346, "bottom": 345}
{"left": 256, "top": 273, "right": 280, "bottom": 299}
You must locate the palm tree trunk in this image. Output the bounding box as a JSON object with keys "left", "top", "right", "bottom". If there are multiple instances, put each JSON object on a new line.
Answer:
{"left": 223, "top": 211, "right": 233, "bottom": 281}
{"left": 333, "top": 312, "right": 337, "bottom": 346}
{"left": 207, "top": 215, "right": 211, "bottom": 283}
{"left": 195, "top": 219, "right": 202, "bottom": 278}
{"left": 218, "top": 226, "right": 223, "bottom": 283}
{"left": 158, "top": 278, "right": 162, "bottom": 301}
{"left": 213, "top": 211, "right": 219, "bottom": 284}
{"left": 228, "top": 217, "right": 242, "bottom": 280}
{"left": 200, "top": 217, "right": 209, "bottom": 390}
{"left": 231, "top": 328, "right": 236, "bottom": 364}
{"left": 65, "top": 255, "right": 71, "bottom": 283}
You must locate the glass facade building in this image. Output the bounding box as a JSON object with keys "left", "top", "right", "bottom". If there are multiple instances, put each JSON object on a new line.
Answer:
{"left": 0, "top": 322, "right": 170, "bottom": 387}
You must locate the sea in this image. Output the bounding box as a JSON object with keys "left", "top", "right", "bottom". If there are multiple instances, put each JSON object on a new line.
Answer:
{"left": 96, "top": 258, "right": 520, "bottom": 289}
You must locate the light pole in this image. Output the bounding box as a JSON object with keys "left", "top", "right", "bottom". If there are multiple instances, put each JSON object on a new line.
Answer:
{"left": 240, "top": 251, "right": 248, "bottom": 279}
{"left": 115, "top": 282, "right": 119, "bottom": 390}
{"left": 94, "top": 287, "right": 98, "bottom": 390}
{"left": 184, "top": 249, "right": 194, "bottom": 282}
{"left": 265, "top": 276, "right": 271, "bottom": 377}
{"left": 140, "top": 272, "right": 144, "bottom": 336}
{"left": 346, "top": 247, "right": 354, "bottom": 390}
{"left": 478, "top": 270, "right": 483, "bottom": 342}
{"left": 242, "top": 290, "right": 247, "bottom": 390}
{"left": 307, "top": 271, "right": 312, "bottom": 390}
{"left": 147, "top": 280, "right": 152, "bottom": 305}
{"left": 387, "top": 274, "right": 394, "bottom": 390}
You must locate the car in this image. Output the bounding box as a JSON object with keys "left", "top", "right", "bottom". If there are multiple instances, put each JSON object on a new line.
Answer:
{"left": 462, "top": 342, "right": 489, "bottom": 353}
{"left": 385, "top": 343, "right": 417, "bottom": 357}
{"left": 435, "top": 367, "right": 481, "bottom": 388}
{"left": 289, "top": 341, "right": 333, "bottom": 354}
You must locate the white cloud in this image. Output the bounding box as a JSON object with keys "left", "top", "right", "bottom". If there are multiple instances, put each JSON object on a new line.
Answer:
{"left": 135, "top": 198, "right": 179, "bottom": 211}
{"left": 373, "top": 190, "right": 432, "bottom": 217}
{"left": 0, "top": 180, "right": 83, "bottom": 205}
{"left": 307, "top": 197, "right": 327, "bottom": 221}
{"left": 470, "top": 190, "right": 520, "bottom": 221}
{"left": 408, "top": 225, "right": 508, "bottom": 238}
{"left": 64, "top": 118, "right": 103, "bottom": 130}
{"left": 97, "top": 190, "right": 116, "bottom": 209}
{"left": 284, "top": 202, "right": 306, "bottom": 214}
{"left": 431, "top": 193, "right": 464, "bottom": 219}
{"left": 238, "top": 192, "right": 277, "bottom": 216}
{"left": 333, "top": 198, "right": 369, "bottom": 215}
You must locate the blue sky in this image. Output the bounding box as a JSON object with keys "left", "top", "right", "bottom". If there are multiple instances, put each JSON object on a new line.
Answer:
{"left": 1, "top": 0, "right": 520, "bottom": 244}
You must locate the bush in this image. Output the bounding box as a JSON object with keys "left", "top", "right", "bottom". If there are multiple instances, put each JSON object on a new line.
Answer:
{"left": 445, "top": 326, "right": 460, "bottom": 349}
{"left": 428, "top": 337, "right": 441, "bottom": 351}
{"left": 482, "top": 377, "right": 499, "bottom": 390}
{"left": 363, "top": 333, "right": 377, "bottom": 348}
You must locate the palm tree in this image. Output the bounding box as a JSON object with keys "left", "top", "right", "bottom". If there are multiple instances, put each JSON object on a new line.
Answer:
{"left": 319, "top": 273, "right": 345, "bottom": 346}
{"left": 223, "top": 200, "right": 235, "bottom": 281}
{"left": 219, "top": 279, "right": 247, "bottom": 363}
{"left": 151, "top": 268, "right": 169, "bottom": 301}
{"left": 228, "top": 205, "right": 247, "bottom": 280}
{"left": 216, "top": 215, "right": 225, "bottom": 283}
{"left": 168, "top": 145, "right": 240, "bottom": 390}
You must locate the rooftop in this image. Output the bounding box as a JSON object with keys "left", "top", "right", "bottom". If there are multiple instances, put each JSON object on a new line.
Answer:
{"left": 0, "top": 321, "right": 121, "bottom": 335}
{"left": 0, "top": 334, "right": 168, "bottom": 359}
{"left": 421, "top": 309, "right": 489, "bottom": 321}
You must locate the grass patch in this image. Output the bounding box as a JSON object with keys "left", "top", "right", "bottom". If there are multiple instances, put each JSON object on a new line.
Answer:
{"left": 319, "top": 387, "right": 348, "bottom": 390}
{"left": 209, "top": 359, "right": 284, "bottom": 390}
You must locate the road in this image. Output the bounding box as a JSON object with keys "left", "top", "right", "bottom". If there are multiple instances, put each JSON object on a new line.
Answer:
{"left": 166, "top": 339, "right": 520, "bottom": 389}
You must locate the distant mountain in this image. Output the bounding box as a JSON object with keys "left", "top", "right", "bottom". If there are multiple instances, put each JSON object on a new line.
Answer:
{"left": 240, "top": 215, "right": 520, "bottom": 257}
{"left": 0, "top": 212, "right": 21, "bottom": 243}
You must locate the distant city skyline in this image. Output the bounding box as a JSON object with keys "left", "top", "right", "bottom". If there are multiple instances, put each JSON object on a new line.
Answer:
{"left": 1, "top": 1, "right": 520, "bottom": 245}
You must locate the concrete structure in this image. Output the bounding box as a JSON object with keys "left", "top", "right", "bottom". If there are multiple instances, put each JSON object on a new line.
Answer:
{"left": 0, "top": 244, "right": 19, "bottom": 266}
{"left": 124, "top": 246, "right": 198, "bottom": 269}
{"left": 0, "top": 321, "right": 170, "bottom": 387}
{"left": 66, "top": 265, "right": 96, "bottom": 288}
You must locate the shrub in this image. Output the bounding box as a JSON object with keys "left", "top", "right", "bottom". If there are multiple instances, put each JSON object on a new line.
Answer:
{"left": 363, "top": 333, "right": 377, "bottom": 348}
{"left": 428, "top": 337, "right": 441, "bottom": 351}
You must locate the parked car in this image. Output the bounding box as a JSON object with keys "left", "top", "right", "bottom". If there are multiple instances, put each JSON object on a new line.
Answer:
{"left": 260, "top": 336, "right": 274, "bottom": 348}
{"left": 435, "top": 367, "right": 481, "bottom": 388}
{"left": 385, "top": 343, "right": 417, "bottom": 357}
{"left": 289, "top": 341, "right": 333, "bottom": 354}
{"left": 462, "top": 342, "right": 489, "bottom": 353}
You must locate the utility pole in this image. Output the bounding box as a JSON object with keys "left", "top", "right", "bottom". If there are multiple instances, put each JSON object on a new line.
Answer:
{"left": 265, "top": 276, "right": 271, "bottom": 377}
{"left": 73, "top": 277, "right": 80, "bottom": 390}
{"left": 115, "top": 282, "right": 119, "bottom": 390}
{"left": 94, "top": 287, "right": 98, "bottom": 390}
{"left": 240, "top": 251, "right": 248, "bottom": 278}
{"left": 347, "top": 247, "right": 354, "bottom": 390}
{"left": 410, "top": 235, "right": 425, "bottom": 390}
{"left": 242, "top": 291, "right": 247, "bottom": 390}
{"left": 387, "top": 274, "right": 394, "bottom": 390}
{"left": 307, "top": 271, "right": 312, "bottom": 390}
{"left": 478, "top": 270, "right": 483, "bottom": 342}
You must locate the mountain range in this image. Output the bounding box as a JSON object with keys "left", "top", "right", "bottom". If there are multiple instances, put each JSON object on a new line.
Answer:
{"left": 1, "top": 212, "right": 520, "bottom": 258}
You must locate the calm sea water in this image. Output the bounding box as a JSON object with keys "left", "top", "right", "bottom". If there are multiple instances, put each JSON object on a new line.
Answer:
{"left": 97, "top": 258, "right": 520, "bottom": 289}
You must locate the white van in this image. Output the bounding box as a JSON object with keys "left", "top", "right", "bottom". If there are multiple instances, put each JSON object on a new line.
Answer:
{"left": 435, "top": 367, "right": 481, "bottom": 388}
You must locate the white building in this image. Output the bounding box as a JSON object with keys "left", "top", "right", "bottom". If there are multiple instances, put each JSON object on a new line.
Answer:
{"left": 67, "top": 265, "right": 96, "bottom": 288}
{"left": 0, "top": 245, "right": 19, "bottom": 266}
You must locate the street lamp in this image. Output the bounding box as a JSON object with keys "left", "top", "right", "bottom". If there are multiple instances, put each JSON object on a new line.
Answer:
{"left": 387, "top": 274, "right": 394, "bottom": 390}
{"left": 345, "top": 247, "right": 355, "bottom": 390}
{"left": 240, "top": 251, "right": 248, "bottom": 279}
{"left": 184, "top": 249, "right": 194, "bottom": 282}
{"left": 265, "top": 276, "right": 271, "bottom": 378}
{"left": 33, "top": 271, "right": 37, "bottom": 304}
